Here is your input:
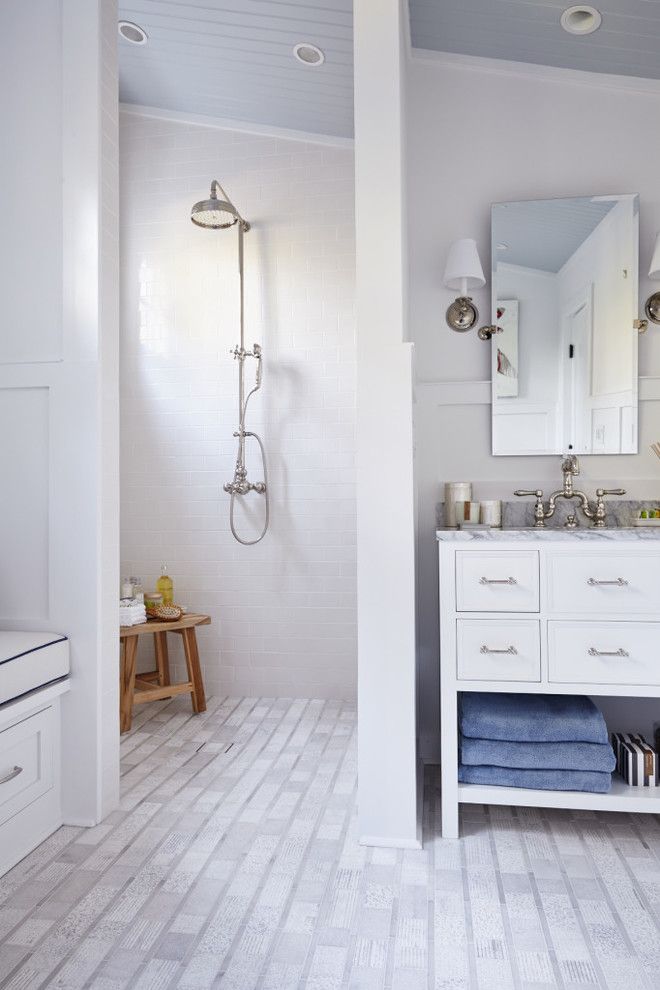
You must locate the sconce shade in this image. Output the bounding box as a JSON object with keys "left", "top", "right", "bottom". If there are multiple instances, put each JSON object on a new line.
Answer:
{"left": 649, "top": 233, "right": 660, "bottom": 280}
{"left": 443, "top": 238, "right": 486, "bottom": 291}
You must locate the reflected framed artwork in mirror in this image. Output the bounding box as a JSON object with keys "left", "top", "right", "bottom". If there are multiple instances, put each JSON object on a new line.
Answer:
{"left": 491, "top": 194, "right": 639, "bottom": 456}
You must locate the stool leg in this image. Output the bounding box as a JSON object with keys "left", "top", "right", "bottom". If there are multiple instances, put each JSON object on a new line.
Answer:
{"left": 120, "top": 636, "right": 139, "bottom": 733}
{"left": 154, "top": 632, "right": 171, "bottom": 687}
{"left": 181, "top": 628, "right": 207, "bottom": 714}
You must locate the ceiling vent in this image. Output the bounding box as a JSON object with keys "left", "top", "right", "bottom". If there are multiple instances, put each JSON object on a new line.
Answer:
{"left": 118, "top": 21, "right": 148, "bottom": 45}
{"left": 560, "top": 5, "right": 602, "bottom": 36}
{"left": 293, "top": 43, "right": 325, "bottom": 66}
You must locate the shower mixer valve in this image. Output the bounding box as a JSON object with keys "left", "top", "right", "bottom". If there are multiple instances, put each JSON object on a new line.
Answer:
{"left": 223, "top": 469, "right": 266, "bottom": 497}
{"left": 223, "top": 432, "right": 267, "bottom": 496}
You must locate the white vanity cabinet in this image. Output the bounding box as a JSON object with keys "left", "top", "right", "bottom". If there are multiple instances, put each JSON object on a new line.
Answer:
{"left": 438, "top": 530, "right": 660, "bottom": 838}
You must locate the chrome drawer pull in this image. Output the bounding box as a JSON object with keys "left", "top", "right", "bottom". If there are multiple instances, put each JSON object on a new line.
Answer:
{"left": 587, "top": 647, "right": 629, "bottom": 658}
{"left": 0, "top": 765, "right": 23, "bottom": 785}
{"left": 480, "top": 645, "right": 518, "bottom": 656}
{"left": 587, "top": 577, "right": 628, "bottom": 587}
{"left": 479, "top": 576, "right": 517, "bottom": 586}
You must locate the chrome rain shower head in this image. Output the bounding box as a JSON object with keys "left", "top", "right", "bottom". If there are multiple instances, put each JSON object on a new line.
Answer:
{"left": 191, "top": 180, "right": 250, "bottom": 231}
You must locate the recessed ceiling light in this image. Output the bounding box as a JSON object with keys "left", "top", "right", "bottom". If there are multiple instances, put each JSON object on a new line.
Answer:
{"left": 560, "top": 5, "right": 602, "bottom": 36}
{"left": 293, "top": 42, "right": 325, "bottom": 66}
{"left": 118, "top": 20, "right": 148, "bottom": 45}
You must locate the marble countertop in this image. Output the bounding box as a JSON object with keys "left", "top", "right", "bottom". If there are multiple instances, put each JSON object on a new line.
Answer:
{"left": 436, "top": 526, "right": 660, "bottom": 542}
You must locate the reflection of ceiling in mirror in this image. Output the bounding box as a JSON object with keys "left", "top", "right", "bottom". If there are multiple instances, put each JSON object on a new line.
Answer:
{"left": 493, "top": 198, "right": 618, "bottom": 273}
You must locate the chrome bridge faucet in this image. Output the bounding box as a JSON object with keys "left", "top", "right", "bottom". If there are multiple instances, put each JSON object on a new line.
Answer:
{"left": 515, "top": 455, "right": 625, "bottom": 528}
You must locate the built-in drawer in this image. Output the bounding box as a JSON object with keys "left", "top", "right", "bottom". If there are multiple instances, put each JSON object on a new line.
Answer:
{"left": 457, "top": 619, "right": 541, "bottom": 681}
{"left": 0, "top": 706, "right": 53, "bottom": 827}
{"left": 548, "top": 621, "right": 660, "bottom": 685}
{"left": 456, "top": 551, "right": 539, "bottom": 612}
{"left": 547, "top": 553, "right": 660, "bottom": 616}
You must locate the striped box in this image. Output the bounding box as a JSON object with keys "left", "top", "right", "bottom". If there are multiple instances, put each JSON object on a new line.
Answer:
{"left": 612, "top": 733, "right": 658, "bottom": 787}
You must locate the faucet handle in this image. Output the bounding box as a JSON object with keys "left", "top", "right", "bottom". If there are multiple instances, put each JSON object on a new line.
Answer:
{"left": 591, "top": 488, "right": 626, "bottom": 528}
{"left": 514, "top": 490, "right": 546, "bottom": 528}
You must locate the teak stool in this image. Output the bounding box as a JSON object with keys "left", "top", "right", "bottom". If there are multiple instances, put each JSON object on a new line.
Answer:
{"left": 119, "top": 613, "right": 209, "bottom": 733}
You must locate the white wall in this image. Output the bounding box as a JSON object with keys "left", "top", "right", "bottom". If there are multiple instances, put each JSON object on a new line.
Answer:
{"left": 407, "top": 53, "right": 660, "bottom": 760}
{"left": 0, "top": 0, "right": 119, "bottom": 822}
{"left": 354, "top": 0, "right": 419, "bottom": 848}
{"left": 119, "top": 111, "right": 356, "bottom": 701}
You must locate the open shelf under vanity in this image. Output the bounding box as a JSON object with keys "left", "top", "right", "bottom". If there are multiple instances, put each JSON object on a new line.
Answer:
{"left": 457, "top": 775, "right": 660, "bottom": 815}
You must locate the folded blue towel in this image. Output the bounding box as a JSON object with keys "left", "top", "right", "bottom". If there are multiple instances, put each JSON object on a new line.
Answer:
{"left": 460, "top": 735, "right": 616, "bottom": 772}
{"left": 458, "top": 763, "right": 611, "bottom": 793}
{"left": 460, "top": 693, "right": 608, "bottom": 745}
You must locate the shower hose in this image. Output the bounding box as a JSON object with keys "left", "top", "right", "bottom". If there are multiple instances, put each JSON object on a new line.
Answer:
{"left": 229, "top": 429, "right": 270, "bottom": 546}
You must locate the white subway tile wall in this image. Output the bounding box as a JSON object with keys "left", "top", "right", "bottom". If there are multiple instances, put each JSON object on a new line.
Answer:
{"left": 120, "top": 113, "right": 356, "bottom": 700}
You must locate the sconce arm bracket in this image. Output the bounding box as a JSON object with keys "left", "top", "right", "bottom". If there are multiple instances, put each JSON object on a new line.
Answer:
{"left": 477, "top": 325, "right": 503, "bottom": 341}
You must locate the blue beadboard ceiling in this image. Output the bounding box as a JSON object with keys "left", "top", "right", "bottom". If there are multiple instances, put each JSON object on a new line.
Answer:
{"left": 492, "top": 197, "right": 618, "bottom": 273}
{"left": 118, "top": 1, "right": 660, "bottom": 140}
{"left": 409, "top": 0, "right": 660, "bottom": 81}
{"left": 117, "top": 0, "right": 353, "bottom": 138}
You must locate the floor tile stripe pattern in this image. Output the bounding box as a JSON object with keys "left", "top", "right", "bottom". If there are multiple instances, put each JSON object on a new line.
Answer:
{"left": 1, "top": 698, "right": 660, "bottom": 988}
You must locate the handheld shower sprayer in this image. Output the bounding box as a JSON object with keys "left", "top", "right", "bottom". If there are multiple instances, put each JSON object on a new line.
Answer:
{"left": 191, "top": 181, "right": 269, "bottom": 546}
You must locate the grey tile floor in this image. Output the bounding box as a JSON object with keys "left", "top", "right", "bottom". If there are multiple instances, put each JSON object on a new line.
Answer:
{"left": 1, "top": 696, "right": 660, "bottom": 989}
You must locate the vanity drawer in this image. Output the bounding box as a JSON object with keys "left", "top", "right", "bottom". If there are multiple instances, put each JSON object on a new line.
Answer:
{"left": 456, "top": 551, "right": 539, "bottom": 612}
{"left": 548, "top": 621, "right": 660, "bottom": 685}
{"left": 0, "top": 706, "right": 53, "bottom": 827}
{"left": 547, "top": 553, "right": 660, "bottom": 615}
{"left": 457, "top": 620, "right": 541, "bottom": 682}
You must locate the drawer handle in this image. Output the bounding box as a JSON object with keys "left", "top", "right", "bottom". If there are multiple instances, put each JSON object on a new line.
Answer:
{"left": 479, "top": 576, "right": 517, "bottom": 586}
{"left": 587, "top": 647, "right": 629, "bottom": 658}
{"left": 480, "top": 645, "right": 518, "bottom": 655}
{"left": 0, "top": 765, "right": 23, "bottom": 785}
{"left": 587, "top": 577, "right": 628, "bottom": 587}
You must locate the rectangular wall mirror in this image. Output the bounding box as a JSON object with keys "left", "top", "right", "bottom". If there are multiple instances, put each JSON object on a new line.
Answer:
{"left": 491, "top": 194, "right": 639, "bottom": 456}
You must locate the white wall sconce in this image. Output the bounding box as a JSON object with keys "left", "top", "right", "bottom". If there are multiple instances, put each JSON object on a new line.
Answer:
{"left": 444, "top": 238, "right": 502, "bottom": 341}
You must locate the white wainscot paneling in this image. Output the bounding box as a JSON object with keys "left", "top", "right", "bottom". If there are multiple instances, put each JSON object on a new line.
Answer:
{"left": 493, "top": 404, "right": 555, "bottom": 456}
{"left": 0, "top": 387, "right": 49, "bottom": 621}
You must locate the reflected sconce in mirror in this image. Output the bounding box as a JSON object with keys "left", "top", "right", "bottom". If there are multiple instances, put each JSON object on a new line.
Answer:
{"left": 637, "top": 233, "right": 660, "bottom": 332}
{"left": 443, "top": 238, "right": 502, "bottom": 341}
{"left": 645, "top": 233, "right": 660, "bottom": 326}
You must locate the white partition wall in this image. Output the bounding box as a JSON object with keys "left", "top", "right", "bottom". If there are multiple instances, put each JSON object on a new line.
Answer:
{"left": 354, "top": 0, "right": 419, "bottom": 846}
{"left": 0, "top": 0, "right": 119, "bottom": 824}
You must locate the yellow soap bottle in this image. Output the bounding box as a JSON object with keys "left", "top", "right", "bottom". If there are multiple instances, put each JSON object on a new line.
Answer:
{"left": 156, "top": 564, "right": 174, "bottom": 605}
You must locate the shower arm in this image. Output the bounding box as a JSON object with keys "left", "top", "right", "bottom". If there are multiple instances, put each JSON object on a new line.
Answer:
{"left": 210, "top": 180, "right": 250, "bottom": 232}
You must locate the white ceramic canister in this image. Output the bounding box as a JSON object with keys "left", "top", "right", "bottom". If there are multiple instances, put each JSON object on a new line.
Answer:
{"left": 445, "top": 482, "right": 472, "bottom": 528}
